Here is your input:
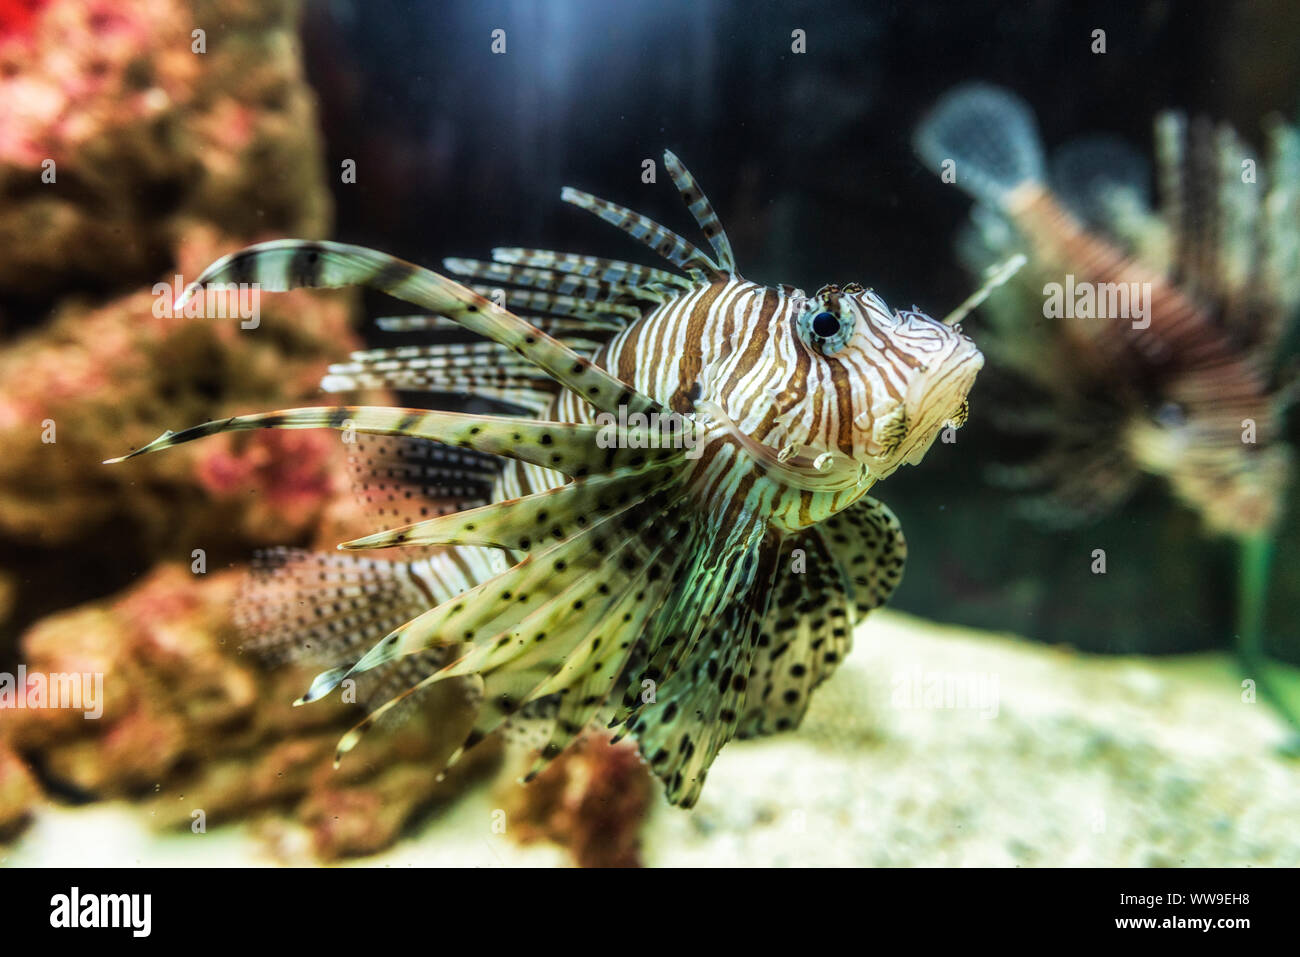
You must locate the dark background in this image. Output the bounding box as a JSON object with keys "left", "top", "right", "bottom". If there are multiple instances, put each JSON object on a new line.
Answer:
{"left": 299, "top": 0, "right": 1300, "bottom": 658}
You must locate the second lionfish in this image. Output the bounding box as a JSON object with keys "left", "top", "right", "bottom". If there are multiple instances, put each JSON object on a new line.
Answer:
{"left": 108, "top": 153, "right": 982, "bottom": 806}
{"left": 916, "top": 84, "right": 1300, "bottom": 733}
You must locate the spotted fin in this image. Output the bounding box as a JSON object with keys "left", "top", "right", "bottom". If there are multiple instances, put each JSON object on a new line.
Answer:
{"left": 612, "top": 516, "right": 771, "bottom": 727}
{"left": 663, "top": 150, "right": 737, "bottom": 274}
{"left": 438, "top": 506, "right": 690, "bottom": 766}
{"left": 322, "top": 341, "right": 571, "bottom": 414}
{"left": 634, "top": 497, "right": 902, "bottom": 746}
{"left": 233, "top": 547, "right": 469, "bottom": 717}
{"left": 560, "top": 151, "right": 730, "bottom": 282}
{"left": 330, "top": 490, "right": 701, "bottom": 768}
{"left": 161, "top": 240, "right": 662, "bottom": 418}
{"left": 319, "top": 484, "right": 690, "bottom": 699}
{"left": 343, "top": 434, "right": 502, "bottom": 536}
{"left": 490, "top": 247, "right": 692, "bottom": 291}
{"left": 338, "top": 463, "right": 681, "bottom": 551}
{"left": 443, "top": 257, "right": 667, "bottom": 308}
{"left": 236, "top": 547, "right": 437, "bottom": 669}
{"left": 736, "top": 526, "right": 858, "bottom": 739}
{"left": 518, "top": 530, "right": 684, "bottom": 780}
{"left": 625, "top": 542, "right": 782, "bottom": 807}
{"left": 106, "top": 406, "right": 672, "bottom": 480}
{"left": 816, "top": 496, "right": 908, "bottom": 618}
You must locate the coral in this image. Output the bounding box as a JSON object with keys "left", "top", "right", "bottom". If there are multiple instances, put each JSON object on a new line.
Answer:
{"left": 499, "top": 732, "right": 655, "bottom": 868}
{"left": 296, "top": 755, "right": 492, "bottom": 860}
{"left": 0, "top": 0, "right": 329, "bottom": 305}
{"left": 4, "top": 564, "right": 501, "bottom": 859}
{"left": 0, "top": 736, "right": 38, "bottom": 839}
{"left": 0, "top": 226, "right": 364, "bottom": 634}
{"left": 0, "top": 0, "right": 352, "bottom": 637}
{"left": 0, "top": 0, "right": 506, "bottom": 865}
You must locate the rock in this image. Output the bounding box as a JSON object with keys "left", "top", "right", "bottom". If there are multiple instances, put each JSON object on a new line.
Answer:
{"left": 0, "top": 0, "right": 358, "bottom": 641}
{"left": 497, "top": 731, "right": 654, "bottom": 868}
{"left": 0, "top": 0, "right": 329, "bottom": 305}
{"left": 5, "top": 564, "right": 502, "bottom": 858}
{"left": 0, "top": 227, "right": 366, "bottom": 637}
{"left": 0, "top": 739, "right": 39, "bottom": 839}
{"left": 0, "top": 227, "right": 358, "bottom": 545}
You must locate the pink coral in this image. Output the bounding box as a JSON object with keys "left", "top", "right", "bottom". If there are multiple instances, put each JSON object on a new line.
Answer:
{"left": 0, "top": 0, "right": 199, "bottom": 168}
{"left": 0, "top": 0, "right": 329, "bottom": 299}
{"left": 5, "top": 566, "right": 500, "bottom": 856}
{"left": 195, "top": 429, "right": 346, "bottom": 532}
{"left": 502, "top": 732, "right": 655, "bottom": 868}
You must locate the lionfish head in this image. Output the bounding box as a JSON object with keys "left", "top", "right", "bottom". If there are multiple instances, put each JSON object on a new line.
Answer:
{"left": 772, "top": 283, "right": 984, "bottom": 482}
{"left": 1127, "top": 401, "right": 1293, "bottom": 536}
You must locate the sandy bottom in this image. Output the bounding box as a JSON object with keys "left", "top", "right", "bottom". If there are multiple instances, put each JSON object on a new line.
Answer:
{"left": 5, "top": 610, "right": 1298, "bottom": 867}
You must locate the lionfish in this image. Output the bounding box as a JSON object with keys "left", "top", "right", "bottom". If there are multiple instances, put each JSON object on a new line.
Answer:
{"left": 915, "top": 84, "right": 1300, "bottom": 732}
{"left": 107, "top": 152, "right": 983, "bottom": 806}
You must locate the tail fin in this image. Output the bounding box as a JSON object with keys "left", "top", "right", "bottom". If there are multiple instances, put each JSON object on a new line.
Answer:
{"left": 236, "top": 547, "right": 432, "bottom": 670}
{"left": 235, "top": 547, "right": 473, "bottom": 724}
{"left": 322, "top": 341, "right": 565, "bottom": 415}
{"left": 914, "top": 83, "right": 1046, "bottom": 208}
{"left": 1049, "top": 134, "right": 1152, "bottom": 231}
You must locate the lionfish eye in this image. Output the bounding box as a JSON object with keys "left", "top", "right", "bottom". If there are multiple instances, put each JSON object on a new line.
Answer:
{"left": 811, "top": 312, "right": 840, "bottom": 338}
{"left": 1154, "top": 402, "right": 1186, "bottom": 428}
{"left": 798, "top": 302, "right": 854, "bottom": 355}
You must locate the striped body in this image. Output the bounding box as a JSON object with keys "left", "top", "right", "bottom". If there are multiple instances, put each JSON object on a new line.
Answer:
{"left": 108, "top": 152, "right": 982, "bottom": 806}
{"left": 499, "top": 274, "right": 979, "bottom": 533}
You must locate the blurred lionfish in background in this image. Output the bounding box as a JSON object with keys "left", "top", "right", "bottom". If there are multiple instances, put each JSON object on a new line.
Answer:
{"left": 108, "top": 152, "right": 983, "bottom": 806}
{"left": 915, "top": 83, "right": 1300, "bottom": 732}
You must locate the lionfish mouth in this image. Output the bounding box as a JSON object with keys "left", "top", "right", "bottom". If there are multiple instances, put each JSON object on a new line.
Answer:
{"left": 912, "top": 343, "right": 983, "bottom": 412}
{"left": 693, "top": 400, "right": 867, "bottom": 492}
